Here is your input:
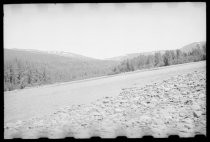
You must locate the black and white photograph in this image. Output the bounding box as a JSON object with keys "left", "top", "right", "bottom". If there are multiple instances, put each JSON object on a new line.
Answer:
{"left": 4, "top": 3, "right": 206, "bottom": 139}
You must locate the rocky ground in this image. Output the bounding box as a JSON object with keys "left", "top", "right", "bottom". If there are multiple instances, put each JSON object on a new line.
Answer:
{"left": 4, "top": 70, "right": 206, "bottom": 139}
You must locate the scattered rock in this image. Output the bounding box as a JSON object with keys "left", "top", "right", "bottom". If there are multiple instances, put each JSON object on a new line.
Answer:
{"left": 4, "top": 70, "right": 206, "bottom": 138}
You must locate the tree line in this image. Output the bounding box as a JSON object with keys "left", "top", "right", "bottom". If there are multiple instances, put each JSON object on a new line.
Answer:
{"left": 4, "top": 43, "right": 206, "bottom": 91}
{"left": 4, "top": 50, "right": 116, "bottom": 91}
{"left": 112, "top": 45, "right": 206, "bottom": 74}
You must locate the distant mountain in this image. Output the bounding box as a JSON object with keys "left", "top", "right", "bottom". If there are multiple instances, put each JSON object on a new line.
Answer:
{"left": 180, "top": 41, "right": 206, "bottom": 53}
{"left": 4, "top": 41, "right": 206, "bottom": 91}
{"left": 4, "top": 48, "right": 119, "bottom": 66}
{"left": 107, "top": 50, "right": 166, "bottom": 61}
{"left": 9, "top": 49, "right": 98, "bottom": 61}
{"left": 107, "top": 41, "right": 206, "bottom": 61}
{"left": 4, "top": 48, "right": 120, "bottom": 91}
{"left": 46, "top": 50, "right": 100, "bottom": 61}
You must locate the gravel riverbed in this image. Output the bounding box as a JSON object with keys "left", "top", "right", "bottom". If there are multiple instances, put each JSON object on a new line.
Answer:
{"left": 4, "top": 70, "right": 206, "bottom": 138}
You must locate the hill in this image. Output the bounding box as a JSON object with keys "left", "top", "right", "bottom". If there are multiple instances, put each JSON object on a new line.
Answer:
{"left": 180, "top": 41, "right": 206, "bottom": 53}
{"left": 107, "top": 41, "right": 206, "bottom": 62}
{"left": 107, "top": 50, "right": 166, "bottom": 61}
{"left": 4, "top": 48, "right": 119, "bottom": 91}
{"left": 4, "top": 41, "right": 206, "bottom": 91}
{"left": 111, "top": 41, "right": 206, "bottom": 73}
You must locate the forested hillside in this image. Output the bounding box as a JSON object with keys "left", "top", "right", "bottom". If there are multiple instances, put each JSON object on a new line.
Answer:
{"left": 4, "top": 49, "right": 119, "bottom": 91}
{"left": 4, "top": 41, "right": 206, "bottom": 92}
{"left": 112, "top": 41, "right": 206, "bottom": 73}
{"left": 180, "top": 41, "right": 206, "bottom": 53}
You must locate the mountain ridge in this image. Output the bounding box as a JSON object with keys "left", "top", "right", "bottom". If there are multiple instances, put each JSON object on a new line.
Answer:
{"left": 4, "top": 41, "right": 206, "bottom": 91}
{"left": 107, "top": 41, "right": 206, "bottom": 61}
{"left": 4, "top": 41, "right": 206, "bottom": 62}
{"left": 180, "top": 41, "right": 206, "bottom": 53}
{"left": 6, "top": 48, "right": 100, "bottom": 61}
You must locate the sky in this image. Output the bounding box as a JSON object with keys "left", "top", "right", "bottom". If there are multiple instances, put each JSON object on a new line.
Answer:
{"left": 4, "top": 3, "right": 206, "bottom": 59}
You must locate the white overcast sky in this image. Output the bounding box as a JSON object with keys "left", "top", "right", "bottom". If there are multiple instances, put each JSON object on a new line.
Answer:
{"left": 4, "top": 3, "right": 206, "bottom": 59}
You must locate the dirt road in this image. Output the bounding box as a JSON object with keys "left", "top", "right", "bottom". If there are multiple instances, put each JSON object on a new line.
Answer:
{"left": 4, "top": 61, "right": 206, "bottom": 124}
